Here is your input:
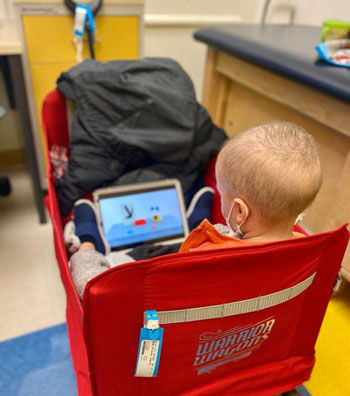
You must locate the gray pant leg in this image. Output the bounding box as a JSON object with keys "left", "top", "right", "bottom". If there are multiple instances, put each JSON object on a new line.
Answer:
{"left": 70, "top": 250, "right": 135, "bottom": 300}
{"left": 70, "top": 250, "right": 111, "bottom": 300}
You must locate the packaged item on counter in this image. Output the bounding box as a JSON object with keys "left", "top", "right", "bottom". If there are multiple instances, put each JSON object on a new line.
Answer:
{"left": 322, "top": 19, "right": 350, "bottom": 41}
{"left": 315, "top": 39, "right": 350, "bottom": 68}
{"left": 316, "top": 20, "right": 350, "bottom": 67}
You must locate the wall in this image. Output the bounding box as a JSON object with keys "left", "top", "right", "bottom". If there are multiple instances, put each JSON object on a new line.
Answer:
{"left": 144, "top": 0, "right": 260, "bottom": 21}
{"left": 143, "top": 0, "right": 256, "bottom": 99}
{"left": 261, "top": 0, "right": 350, "bottom": 25}
{"left": 0, "top": 0, "right": 14, "bottom": 18}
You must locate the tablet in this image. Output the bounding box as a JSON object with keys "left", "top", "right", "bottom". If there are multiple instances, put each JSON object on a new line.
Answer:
{"left": 93, "top": 179, "right": 189, "bottom": 251}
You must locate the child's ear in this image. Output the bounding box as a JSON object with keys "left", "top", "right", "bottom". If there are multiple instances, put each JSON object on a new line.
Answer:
{"left": 234, "top": 198, "right": 250, "bottom": 224}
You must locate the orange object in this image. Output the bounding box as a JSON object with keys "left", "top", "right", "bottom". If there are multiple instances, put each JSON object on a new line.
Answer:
{"left": 180, "top": 219, "right": 258, "bottom": 253}
{"left": 180, "top": 219, "right": 305, "bottom": 253}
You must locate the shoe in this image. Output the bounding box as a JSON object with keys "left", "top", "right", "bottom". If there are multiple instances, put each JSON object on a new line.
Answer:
{"left": 186, "top": 187, "right": 215, "bottom": 230}
{"left": 73, "top": 199, "right": 110, "bottom": 255}
{"left": 63, "top": 220, "right": 81, "bottom": 254}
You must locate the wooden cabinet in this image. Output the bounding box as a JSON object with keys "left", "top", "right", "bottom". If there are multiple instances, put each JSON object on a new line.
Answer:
{"left": 202, "top": 48, "right": 350, "bottom": 282}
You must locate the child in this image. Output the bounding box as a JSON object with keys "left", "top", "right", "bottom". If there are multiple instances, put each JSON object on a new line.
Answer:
{"left": 69, "top": 121, "right": 322, "bottom": 299}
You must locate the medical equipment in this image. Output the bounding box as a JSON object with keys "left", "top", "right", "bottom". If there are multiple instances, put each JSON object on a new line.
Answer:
{"left": 64, "top": 0, "right": 103, "bottom": 62}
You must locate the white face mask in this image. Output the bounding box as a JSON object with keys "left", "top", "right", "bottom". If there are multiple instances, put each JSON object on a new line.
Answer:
{"left": 225, "top": 199, "right": 249, "bottom": 239}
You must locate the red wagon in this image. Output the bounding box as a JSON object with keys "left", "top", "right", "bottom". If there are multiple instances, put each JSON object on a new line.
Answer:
{"left": 42, "top": 89, "right": 349, "bottom": 396}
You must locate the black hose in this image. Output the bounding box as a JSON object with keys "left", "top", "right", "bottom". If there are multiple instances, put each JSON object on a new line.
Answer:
{"left": 87, "top": 26, "right": 95, "bottom": 59}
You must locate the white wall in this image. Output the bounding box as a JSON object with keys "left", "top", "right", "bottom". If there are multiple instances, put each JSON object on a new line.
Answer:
{"left": 261, "top": 0, "right": 350, "bottom": 25}
{"left": 144, "top": 0, "right": 259, "bottom": 99}
{"left": 0, "top": 0, "right": 15, "bottom": 19}
{"left": 145, "top": 0, "right": 260, "bottom": 21}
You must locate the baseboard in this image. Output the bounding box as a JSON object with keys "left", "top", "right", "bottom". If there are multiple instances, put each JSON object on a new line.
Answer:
{"left": 0, "top": 149, "right": 26, "bottom": 167}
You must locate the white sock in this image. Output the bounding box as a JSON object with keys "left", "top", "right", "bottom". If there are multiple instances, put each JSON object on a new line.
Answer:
{"left": 63, "top": 220, "right": 81, "bottom": 254}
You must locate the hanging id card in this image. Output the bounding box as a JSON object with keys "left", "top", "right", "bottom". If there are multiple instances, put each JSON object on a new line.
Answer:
{"left": 135, "top": 310, "right": 164, "bottom": 377}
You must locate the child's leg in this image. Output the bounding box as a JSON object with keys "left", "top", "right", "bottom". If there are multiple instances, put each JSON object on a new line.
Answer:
{"left": 79, "top": 241, "right": 96, "bottom": 251}
{"left": 69, "top": 198, "right": 185, "bottom": 299}
{"left": 73, "top": 199, "right": 110, "bottom": 255}
{"left": 70, "top": 249, "right": 110, "bottom": 299}
{"left": 70, "top": 246, "right": 136, "bottom": 300}
{"left": 187, "top": 186, "right": 214, "bottom": 230}
{"left": 70, "top": 200, "right": 136, "bottom": 299}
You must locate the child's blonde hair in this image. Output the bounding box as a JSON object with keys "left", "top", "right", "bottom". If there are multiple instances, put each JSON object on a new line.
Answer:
{"left": 216, "top": 121, "right": 322, "bottom": 224}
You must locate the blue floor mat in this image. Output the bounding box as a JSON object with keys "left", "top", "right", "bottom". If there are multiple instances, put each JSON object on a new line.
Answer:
{"left": 296, "top": 385, "right": 312, "bottom": 396}
{"left": 0, "top": 323, "right": 78, "bottom": 396}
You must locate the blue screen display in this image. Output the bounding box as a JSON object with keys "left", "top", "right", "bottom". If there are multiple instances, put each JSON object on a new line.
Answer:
{"left": 99, "top": 188, "right": 185, "bottom": 249}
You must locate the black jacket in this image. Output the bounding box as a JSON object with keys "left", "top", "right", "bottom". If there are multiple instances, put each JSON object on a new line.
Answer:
{"left": 56, "top": 58, "right": 227, "bottom": 216}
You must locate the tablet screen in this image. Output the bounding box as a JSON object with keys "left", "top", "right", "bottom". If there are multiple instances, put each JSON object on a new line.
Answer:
{"left": 98, "top": 186, "right": 186, "bottom": 250}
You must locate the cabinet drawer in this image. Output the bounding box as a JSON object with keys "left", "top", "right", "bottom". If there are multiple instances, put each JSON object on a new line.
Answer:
{"left": 23, "top": 15, "right": 139, "bottom": 64}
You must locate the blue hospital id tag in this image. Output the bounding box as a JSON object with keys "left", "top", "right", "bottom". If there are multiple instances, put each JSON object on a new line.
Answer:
{"left": 135, "top": 310, "right": 164, "bottom": 377}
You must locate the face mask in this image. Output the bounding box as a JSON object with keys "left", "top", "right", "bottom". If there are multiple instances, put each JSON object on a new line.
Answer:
{"left": 225, "top": 199, "right": 249, "bottom": 239}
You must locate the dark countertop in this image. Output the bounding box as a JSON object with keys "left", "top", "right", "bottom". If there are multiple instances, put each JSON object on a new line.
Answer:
{"left": 194, "top": 25, "right": 350, "bottom": 102}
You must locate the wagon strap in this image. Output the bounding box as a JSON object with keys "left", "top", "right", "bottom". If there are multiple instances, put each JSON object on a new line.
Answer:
{"left": 146, "top": 272, "right": 316, "bottom": 325}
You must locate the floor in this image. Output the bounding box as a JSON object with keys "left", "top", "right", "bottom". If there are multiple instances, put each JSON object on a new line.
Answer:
{"left": 0, "top": 168, "right": 349, "bottom": 396}
{"left": 0, "top": 168, "right": 66, "bottom": 342}
{"left": 305, "top": 283, "right": 350, "bottom": 395}
{"left": 0, "top": 323, "right": 77, "bottom": 396}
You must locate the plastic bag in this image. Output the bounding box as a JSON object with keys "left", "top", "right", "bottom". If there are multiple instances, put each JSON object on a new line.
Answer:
{"left": 315, "top": 39, "right": 350, "bottom": 68}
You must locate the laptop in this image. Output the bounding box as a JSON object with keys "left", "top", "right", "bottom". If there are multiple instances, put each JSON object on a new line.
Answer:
{"left": 93, "top": 179, "right": 189, "bottom": 251}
